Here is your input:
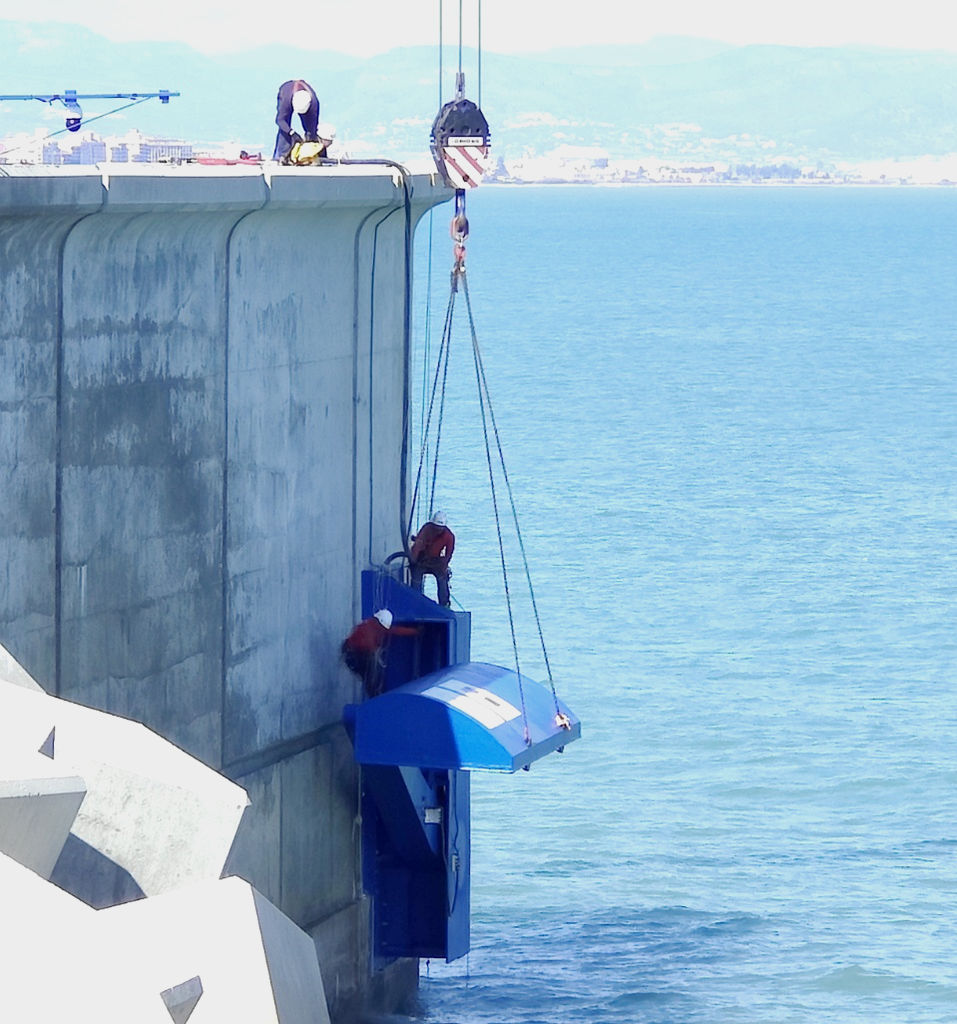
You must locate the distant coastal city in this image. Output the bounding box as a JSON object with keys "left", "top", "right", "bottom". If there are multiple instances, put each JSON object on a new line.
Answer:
{"left": 3, "top": 127, "right": 957, "bottom": 187}
{"left": 486, "top": 149, "right": 957, "bottom": 186}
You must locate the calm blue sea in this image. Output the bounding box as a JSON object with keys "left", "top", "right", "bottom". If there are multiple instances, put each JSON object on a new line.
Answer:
{"left": 398, "top": 185, "right": 957, "bottom": 1023}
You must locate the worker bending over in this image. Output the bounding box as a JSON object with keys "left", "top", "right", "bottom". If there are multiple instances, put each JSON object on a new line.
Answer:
{"left": 410, "top": 512, "right": 455, "bottom": 607}
{"left": 341, "top": 609, "right": 418, "bottom": 698}
{"left": 273, "top": 79, "right": 320, "bottom": 162}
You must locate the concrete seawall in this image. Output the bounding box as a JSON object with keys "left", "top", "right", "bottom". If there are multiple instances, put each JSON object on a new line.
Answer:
{"left": 0, "top": 162, "right": 449, "bottom": 1018}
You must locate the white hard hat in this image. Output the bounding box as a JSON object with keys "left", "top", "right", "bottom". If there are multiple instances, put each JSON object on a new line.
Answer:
{"left": 316, "top": 122, "right": 336, "bottom": 141}
{"left": 292, "top": 89, "right": 312, "bottom": 115}
{"left": 431, "top": 510, "right": 447, "bottom": 527}
{"left": 374, "top": 609, "right": 393, "bottom": 629}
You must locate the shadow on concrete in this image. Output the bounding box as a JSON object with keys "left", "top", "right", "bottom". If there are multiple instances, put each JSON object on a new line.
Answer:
{"left": 51, "top": 833, "right": 145, "bottom": 908}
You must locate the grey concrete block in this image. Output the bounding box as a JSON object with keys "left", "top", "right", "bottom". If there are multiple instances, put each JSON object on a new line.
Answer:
{"left": 51, "top": 832, "right": 146, "bottom": 909}
{"left": 0, "top": 760, "right": 86, "bottom": 877}
{"left": 0, "top": 640, "right": 45, "bottom": 692}
{"left": 253, "top": 887, "right": 332, "bottom": 1024}
{"left": 0, "top": 849, "right": 171, "bottom": 1023}
{"left": 0, "top": 682, "right": 248, "bottom": 900}
{"left": 104, "top": 875, "right": 332, "bottom": 1023}
{"left": 160, "top": 976, "right": 203, "bottom": 1024}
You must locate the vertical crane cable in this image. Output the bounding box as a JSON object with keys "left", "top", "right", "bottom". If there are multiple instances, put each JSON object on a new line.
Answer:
{"left": 478, "top": 0, "right": 482, "bottom": 108}
{"left": 419, "top": 0, "right": 444, "bottom": 510}
{"left": 410, "top": 0, "right": 448, "bottom": 541}
{"left": 427, "top": 306, "right": 454, "bottom": 518}
{"left": 408, "top": 291, "right": 456, "bottom": 541}
{"left": 420, "top": 218, "right": 435, "bottom": 507}
{"left": 415, "top": 0, "right": 556, "bottom": 736}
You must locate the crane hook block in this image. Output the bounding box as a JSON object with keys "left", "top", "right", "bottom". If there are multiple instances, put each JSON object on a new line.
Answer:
{"left": 430, "top": 98, "right": 491, "bottom": 191}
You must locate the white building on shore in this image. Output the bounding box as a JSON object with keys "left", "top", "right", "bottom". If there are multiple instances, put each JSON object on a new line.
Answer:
{"left": 1, "top": 129, "right": 195, "bottom": 166}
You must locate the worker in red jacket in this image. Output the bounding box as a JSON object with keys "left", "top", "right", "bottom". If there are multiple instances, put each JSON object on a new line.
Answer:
{"left": 410, "top": 511, "right": 455, "bottom": 607}
{"left": 341, "top": 609, "right": 418, "bottom": 697}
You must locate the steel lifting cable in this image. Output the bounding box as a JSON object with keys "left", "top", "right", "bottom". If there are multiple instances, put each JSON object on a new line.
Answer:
{"left": 407, "top": 288, "right": 456, "bottom": 541}
{"left": 412, "top": 243, "right": 559, "bottom": 741}
{"left": 437, "top": 0, "right": 481, "bottom": 102}
{"left": 418, "top": 0, "right": 444, "bottom": 518}
{"left": 477, "top": 0, "right": 482, "bottom": 109}
{"left": 425, "top": 0, "right": 567, "bottom": 736}
{"left": 458, "top": 0, "right": 464, "bottom": 84}
{"left": 418, "top": 210, "right": 436, "bottom": 502}
{"left": 427, "top": 295, "right": 454, "bottom": 518}
{"left": 459, "top": 285, "right": 532, "bottom": 743}
{"left": 411, "top": 290, "right": 456, "bottom": 532}
{"left": 462, "top": 276, "right": 564, "bottom": 720}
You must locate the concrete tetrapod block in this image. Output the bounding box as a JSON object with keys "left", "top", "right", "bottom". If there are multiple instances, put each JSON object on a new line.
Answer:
{"left": 0, "top": 641, "right": 45, "bottom": 691}
{"left": 160, "top": 976, "right": 204, "bottom": 1023}
{"left": 0, "top": 851, "right": 171, "bottom": 1023}
{"left": 0, "top": 749, "right": 86, "bottom": 877}
{"left": 0, "top": 679, "right": 249, "bottom": 899}
{"left": 103, "top": 875, "right": 332, "bottom": 1024}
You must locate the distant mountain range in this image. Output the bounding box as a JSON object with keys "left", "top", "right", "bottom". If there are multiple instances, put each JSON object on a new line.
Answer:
{"left": 4, "top": 22, "right": 957, "bottom": 164}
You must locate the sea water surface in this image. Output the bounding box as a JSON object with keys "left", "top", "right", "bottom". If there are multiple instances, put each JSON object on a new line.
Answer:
{"left": 396, "top": 185, "right": 957, "bottom": 1023}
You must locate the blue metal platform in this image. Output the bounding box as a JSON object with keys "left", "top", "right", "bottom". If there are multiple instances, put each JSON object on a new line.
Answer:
{"left": 345, "top": 661, "right": 580, "bottom": 772}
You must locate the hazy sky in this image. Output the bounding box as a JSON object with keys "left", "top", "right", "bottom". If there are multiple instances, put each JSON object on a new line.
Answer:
{"left": 2, "top": 0, "right": 956, "bottom": 56}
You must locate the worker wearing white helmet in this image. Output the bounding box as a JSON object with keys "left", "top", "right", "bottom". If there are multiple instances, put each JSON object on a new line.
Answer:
{"left": 341, "top": 609, "right": 419, "bottom": 698}
{"left": 409, "top": 511, "right": 455, "bottom": 606}
{"left": 273, "top": 79, "right": 320, "bottom": 162}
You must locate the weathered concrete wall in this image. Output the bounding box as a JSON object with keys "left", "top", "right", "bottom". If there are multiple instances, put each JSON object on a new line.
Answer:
{"left": 0, "top": 175, "right": 105, "bottom": 687}
{"left": 0, "top": 163, "right": 449, "bottom": 1020}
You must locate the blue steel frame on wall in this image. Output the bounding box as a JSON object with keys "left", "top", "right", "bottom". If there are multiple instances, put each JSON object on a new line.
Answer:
{"left": 343, "top": 569, "right": 580, "bottom": 964}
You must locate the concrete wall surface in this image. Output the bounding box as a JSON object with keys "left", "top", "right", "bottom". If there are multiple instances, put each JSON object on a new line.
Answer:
{"left": 0, "top": 164, "right": 450, "bottom": 1019}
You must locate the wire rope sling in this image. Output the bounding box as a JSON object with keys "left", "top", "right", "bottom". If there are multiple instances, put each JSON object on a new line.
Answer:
{"left": 409, "top": 1, "right": 571, "bottom": 743}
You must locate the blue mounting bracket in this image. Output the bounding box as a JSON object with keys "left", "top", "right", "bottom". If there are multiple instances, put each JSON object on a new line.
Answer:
{"left": 357, "top": 762, "right": 471, "bottom": 962}
{"left": 344, "top": 568, "right": 580, "bottom": 964}
{"left": 360, "top": 569, "right": 470, "bottom": 689}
